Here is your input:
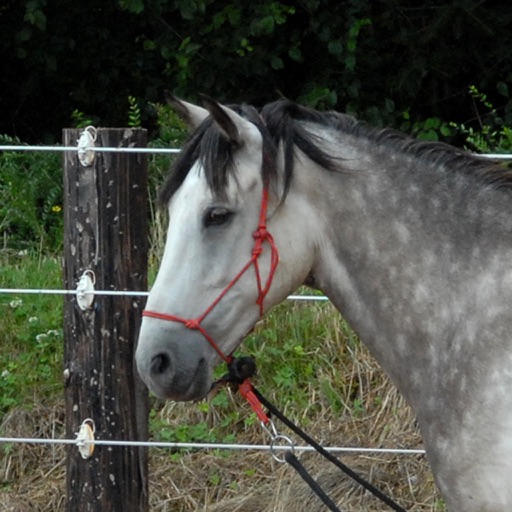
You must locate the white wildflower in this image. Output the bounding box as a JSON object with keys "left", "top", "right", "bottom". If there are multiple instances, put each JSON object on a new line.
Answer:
{"left": 36, "top": 333, "right": 48, "bottom": 343}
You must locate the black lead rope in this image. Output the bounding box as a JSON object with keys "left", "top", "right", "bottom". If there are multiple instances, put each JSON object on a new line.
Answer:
{"left": 252, "top": 386, "right": 408, "bottom": 512}
{"left": 284, "top": 450, "right": 341, "bottom": 512}
{"left": 222, "top": 357, "right": 407, "bottom": 512}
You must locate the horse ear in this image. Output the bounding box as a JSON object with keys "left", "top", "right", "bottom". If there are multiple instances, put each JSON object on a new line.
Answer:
{"left": 201, "top": 96, "right": 242, "bottom": 145}
{"left": 165, "top": 92, "right": 209, "bottom": 131}
{"left": 201, "top": 96, "right": 259, "bottom": 148}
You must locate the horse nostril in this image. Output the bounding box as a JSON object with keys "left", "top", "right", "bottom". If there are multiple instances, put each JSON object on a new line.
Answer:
{"left": 151, "top": 353, "right": 171, "bottom": 375}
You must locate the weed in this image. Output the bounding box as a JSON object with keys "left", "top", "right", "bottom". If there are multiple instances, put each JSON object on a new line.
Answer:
{"left": 0, "top": 253, "right": 63, "bottom": 417}
{"left": 127, "top": 95, "right": 142, "bottom": 128}
{"left": 451, "top": 85, "right": 512, "bottom": 154}
{"left": 70, "top": 109, "right": 97, "bottom": 129}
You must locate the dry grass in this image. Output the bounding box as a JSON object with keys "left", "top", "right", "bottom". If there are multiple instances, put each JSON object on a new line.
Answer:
{"left": 0, "top": 405, "right": 66, "bottom": 511}
{"left": 0, "top": 302, "right": 444, "bottom": 511}
{"left": 146, "top": 382, "right": 441, "bottom": 511}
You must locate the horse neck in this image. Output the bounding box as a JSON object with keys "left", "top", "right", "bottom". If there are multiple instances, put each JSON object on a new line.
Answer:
{"left": 298, "top": 145, "right": 512, "bottom": 398}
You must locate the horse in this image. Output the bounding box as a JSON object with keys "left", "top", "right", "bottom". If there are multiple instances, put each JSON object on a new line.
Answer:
{"left": 135, "top": 97, "right": 512, "bottom": 511}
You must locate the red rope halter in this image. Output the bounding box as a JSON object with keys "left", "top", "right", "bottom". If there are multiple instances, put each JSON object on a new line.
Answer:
{"left": 142, "top": 184, "right": 279, "bottom": 365}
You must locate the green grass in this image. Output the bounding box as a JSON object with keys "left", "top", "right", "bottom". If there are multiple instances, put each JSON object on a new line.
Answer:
{"left": 0, "top": 248, "right": 384, "bottom": 437}
{"left": 0, "top": 251, "right": 64, "bottom": 415}
{"left": 0, "top": 248, "right": 355, "bottom": 438}
{"left": 0, "top": 250, "right": 442, "bottom": 510}
{"left": 148, "top": 296, "right": 385, "bottom": 448}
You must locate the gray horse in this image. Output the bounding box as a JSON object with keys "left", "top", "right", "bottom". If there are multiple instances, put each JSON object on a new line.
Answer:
{"left": 136, "top": 98, "right": 512, "bottom": 511}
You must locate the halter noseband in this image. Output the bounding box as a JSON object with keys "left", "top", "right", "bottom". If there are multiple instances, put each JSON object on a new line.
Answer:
{"left": 142, "top": 183, "right": 279, "bottom": 364}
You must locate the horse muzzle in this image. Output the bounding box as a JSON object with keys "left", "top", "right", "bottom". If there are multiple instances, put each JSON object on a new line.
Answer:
{"left": 135, "top": 326, "right": 213, "bottom": 401}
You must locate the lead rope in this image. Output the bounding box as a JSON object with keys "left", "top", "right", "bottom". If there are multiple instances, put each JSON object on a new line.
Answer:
{"left": 222, "top": 357, "right": 408, "bottom": 512}
{"left": 254, "top": 387, "right": 408, "bottom": 512}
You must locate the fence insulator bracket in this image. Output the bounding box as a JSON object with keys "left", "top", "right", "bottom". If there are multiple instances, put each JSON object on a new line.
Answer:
{"left": 76, "top": 270, "right": 95, "bottom": 310}
{"left": 77, "top": 126, "right": 97, "bottom": 167}
{"left": 75, "top": 418, "right": 95, "bottom": 459}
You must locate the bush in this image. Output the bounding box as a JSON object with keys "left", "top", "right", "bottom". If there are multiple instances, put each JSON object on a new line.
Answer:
{"left": 0, "top": 100, "right": 187, "bottom": 256}
{"left": 0, "top": 136, "right": 63, "bottom": 253}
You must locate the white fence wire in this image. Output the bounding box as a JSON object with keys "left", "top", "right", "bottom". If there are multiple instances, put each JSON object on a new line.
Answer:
{"left": 0, "top": 436, "right": 425, "bottom": 456}
{"left": 1, "top": 143, "right": 511, "bottom": 160}
{"left": 1, "top": 140, "right": 510, "bottom": 456}
{"left": 0, "top": 144, "right": 180, "bottom": 154}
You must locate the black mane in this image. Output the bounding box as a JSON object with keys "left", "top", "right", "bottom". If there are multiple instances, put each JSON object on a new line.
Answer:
{"left": 159, "top": 99, "right": 512, "bottom": 206}
{"left": 158, "top": 104, "right": 276, "bottom": 205}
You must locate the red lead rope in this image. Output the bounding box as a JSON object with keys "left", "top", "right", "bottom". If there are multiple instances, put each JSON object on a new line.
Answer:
{"left": 238, "top": 379, "right": 271, "bottom": 424}
{"left": 142, "top": 184, "right": 279, "bottom": 422}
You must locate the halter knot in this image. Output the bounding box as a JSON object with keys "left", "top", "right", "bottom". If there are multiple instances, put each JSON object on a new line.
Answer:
{"left": 225, "top": 356, "right": 257, "bottom": 384}
{"left": 253, "top": 226, "right": 269, "bottom": 241}
{"left": 185, "top": 319, "right": 201, "bottom": 330}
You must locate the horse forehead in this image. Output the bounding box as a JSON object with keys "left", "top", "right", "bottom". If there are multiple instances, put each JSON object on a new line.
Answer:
{"left": 170, "top": 157, "right": 259, "bottom": 212}
{"left": 232, "top": 145, "right": 264, "bottom": 183}
{"left": 169, "top": 164, "right": 211, "bottom": 213}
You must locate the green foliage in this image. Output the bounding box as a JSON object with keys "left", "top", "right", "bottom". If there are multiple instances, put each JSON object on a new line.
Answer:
{"left": 0, "top": 136, "right": 62, "bottom": 253}
{"left": 400, "top": 111, "right": 455, "bottom": 142}
{"left": 70, "top": 110, "right": 97, "bottom": 129}
{"left": 0, "top": 254, "right": 63, "bottom": 416}
{"left": 149, "top": 101, "right": 188, "bottom": 148}
{"left": 127, "top": 95, "right": 142, "bottom": 127}
{"left": 240, "top": 302, "right": 324, "bottom": 411}
{"left": 118, "top": 0, "right": 145, "bottom": 14}
{"left": 146, "top": 101, "right": 188, "bottom": 251}
{"left": 451, "top": 85, "right": 512, "bottom": 153}
{"left": 151, "top": 391, "right": 240, "bottom": 447}
{"left": 3, "top": 1, "right": 512, "bottom": 141}
{"left": 0, "top": 99, "right": 186, "bottom": 255}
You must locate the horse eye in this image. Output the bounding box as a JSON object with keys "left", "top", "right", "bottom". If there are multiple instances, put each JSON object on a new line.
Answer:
{"left": 203, "top": 207, "right": 233, "bottom": 228}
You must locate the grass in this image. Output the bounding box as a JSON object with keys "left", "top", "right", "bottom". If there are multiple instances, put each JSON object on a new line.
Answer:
{"left": 6, "top": 94, "right": 509, "bottom": 511}
{"left": 146, "top": 298, "right": 442, "bottom": 511}
{"left": 0, "top": 248, "right": 443, "bottom": 511}
{"left": 0, "top": 251, "right": 64, "bottom": 414}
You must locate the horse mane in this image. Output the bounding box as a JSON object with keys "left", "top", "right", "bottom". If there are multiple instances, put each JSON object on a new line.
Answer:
{"left": 158, "top": 104, "right": 277, "bottom": 205}
{"left": 261, "top": 99, "right": 512, "bottom": 192}
{"left": 159, "top": 99, "right": 512, "bottom": 206}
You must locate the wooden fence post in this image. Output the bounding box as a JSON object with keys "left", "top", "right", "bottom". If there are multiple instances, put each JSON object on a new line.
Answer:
{"left": 62, "top": 128, "right": 149, "bottom": 512}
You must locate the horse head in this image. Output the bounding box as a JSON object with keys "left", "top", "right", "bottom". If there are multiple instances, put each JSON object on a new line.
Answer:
{"left": 135, "top": 98, "right": 315, "bottom": 400}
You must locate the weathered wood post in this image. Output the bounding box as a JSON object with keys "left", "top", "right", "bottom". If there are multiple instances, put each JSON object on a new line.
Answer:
{"left": 62, "top": 128, "right": 149, "bottom": 512}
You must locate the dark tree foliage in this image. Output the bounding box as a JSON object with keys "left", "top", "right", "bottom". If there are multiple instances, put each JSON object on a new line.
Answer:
{"left": 1, "top": 0, "right": 511, "bottom": 142}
